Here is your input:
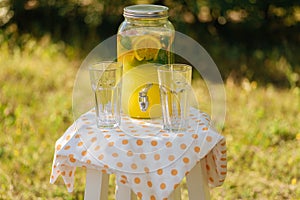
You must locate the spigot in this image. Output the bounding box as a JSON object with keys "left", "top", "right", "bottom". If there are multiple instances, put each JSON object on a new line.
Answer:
{"left": 138, "top": 83, "right": 153, "bottom": 112}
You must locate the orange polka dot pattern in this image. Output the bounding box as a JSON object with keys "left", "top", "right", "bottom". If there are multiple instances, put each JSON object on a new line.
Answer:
{"left": 50, "top": 107, "right": 227, "bottom": 199}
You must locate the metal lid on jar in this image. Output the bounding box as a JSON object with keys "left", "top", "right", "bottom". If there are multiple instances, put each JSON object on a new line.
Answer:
{"left": 124, "top": 4, "right": 169, "bottom": 18}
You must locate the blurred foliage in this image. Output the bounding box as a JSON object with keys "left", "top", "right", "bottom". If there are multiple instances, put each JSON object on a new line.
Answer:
{"left": 0, "top": 0, "right": 300, "bottom": 86}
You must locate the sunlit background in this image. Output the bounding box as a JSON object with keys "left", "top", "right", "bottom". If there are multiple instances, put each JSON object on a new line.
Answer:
{"left": 0, "top": 0, "right": 299, "bottom": 199}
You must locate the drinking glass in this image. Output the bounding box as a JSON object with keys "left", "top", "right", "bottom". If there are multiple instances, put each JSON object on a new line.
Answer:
{"left": 89, "top": 61, "right": 123, "bottom": 128}
{"left": 158, "top": 64, "right": 192, "bottom": 132}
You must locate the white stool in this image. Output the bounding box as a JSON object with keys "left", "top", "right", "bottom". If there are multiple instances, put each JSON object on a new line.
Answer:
{"left": 84, "top": 161, "right": 210, "bottom": 200}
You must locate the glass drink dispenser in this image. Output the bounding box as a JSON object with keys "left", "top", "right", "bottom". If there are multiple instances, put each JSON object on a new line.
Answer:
{"left": 117, "top": 4, "right": 174, "bottom": 118}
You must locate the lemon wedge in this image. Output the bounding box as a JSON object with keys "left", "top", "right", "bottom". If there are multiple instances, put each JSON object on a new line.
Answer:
{"left": 133, "top": 35, "right": 161, "bottom": 61}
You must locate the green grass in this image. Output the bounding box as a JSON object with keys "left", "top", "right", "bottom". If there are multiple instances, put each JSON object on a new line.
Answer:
{"left": 0, "top": 37, "right": 299, "bottom": 199}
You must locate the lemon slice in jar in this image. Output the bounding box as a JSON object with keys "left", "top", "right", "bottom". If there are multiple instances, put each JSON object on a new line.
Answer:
{"left": 133, "top": 35, "right": 161, "bottom": 61}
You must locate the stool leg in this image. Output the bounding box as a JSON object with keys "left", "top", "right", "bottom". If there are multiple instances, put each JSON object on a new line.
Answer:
{"left": 115, "top": 179, "right": 136, "bottom": 200}
{"left": 168, "top": 185, "right": 181, "bottom": 200}
{"left": 84, "top": 169, "right": 109, "bottom": 200}
{"left": 186, "top": 162, "right": 210, "bottom": 200}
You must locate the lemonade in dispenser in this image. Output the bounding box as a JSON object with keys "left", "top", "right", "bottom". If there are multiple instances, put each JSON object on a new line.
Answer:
{"left": 117, "top": 4, "right": 174, "bottom": 118}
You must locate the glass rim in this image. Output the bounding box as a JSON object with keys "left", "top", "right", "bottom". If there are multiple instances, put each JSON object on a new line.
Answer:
{"left": 88, "top": 61, "right": 122, "bottom": 71}
{"left": 158, "top": 64, "right": 192, "bottom": 72}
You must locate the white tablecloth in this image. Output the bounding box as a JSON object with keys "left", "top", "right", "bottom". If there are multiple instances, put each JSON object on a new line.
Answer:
{"left": 50, "top": 107, "right": 227, "bottom": 199}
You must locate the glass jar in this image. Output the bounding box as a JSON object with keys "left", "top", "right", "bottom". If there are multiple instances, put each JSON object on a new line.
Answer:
{"left": 117, "top": 4, "right": 175, "bottom": 119}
